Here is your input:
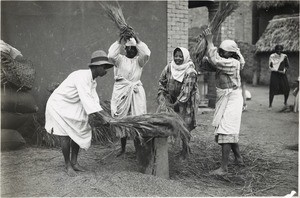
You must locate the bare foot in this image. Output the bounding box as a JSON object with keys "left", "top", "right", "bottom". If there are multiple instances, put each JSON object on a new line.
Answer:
{"left": 209, "top": 168, "right": 228, "bottom": 176}
{"left": 234, "top": 158, "right": 245, "bottom": 166}
{"left": 178, "top": 154, "right": 187, "bottom": 162}
{"left": 116, "top": 150, "right": 125, "bottom": 157}
{"left": 66, "top": 166, "right": 77, "bottom": 177}
{"left": 72, "top": 163, "right": 87, "bottom": 172}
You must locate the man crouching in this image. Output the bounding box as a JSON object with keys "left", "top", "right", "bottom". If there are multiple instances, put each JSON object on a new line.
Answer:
{"left": 45, "top": 50, "right": 113, "bottom": 177}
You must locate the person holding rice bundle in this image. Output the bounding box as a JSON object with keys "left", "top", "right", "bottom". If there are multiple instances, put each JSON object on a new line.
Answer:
{"left": 45, "top": 50, "right": 114, "bottom": 177}
{"left": 203, "top": 28, "right": 245, "bottom": 176}
{"left": 108, "top": 35, "right": 151, "bottom": 156}
{"left": 268, "top": 44, "right": 290, "bottom": 111}
{"left": 157, "top": 46, "right": 199, "bottom": 159}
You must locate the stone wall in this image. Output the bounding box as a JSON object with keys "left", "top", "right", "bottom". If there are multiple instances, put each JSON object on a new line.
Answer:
{"left": 167, "top": 0, "right": 189, "bottom": 62}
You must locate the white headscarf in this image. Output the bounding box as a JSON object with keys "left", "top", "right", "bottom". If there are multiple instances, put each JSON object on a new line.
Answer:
{"left": 125, "top": 38, "right": 137, "bottom": 46}
{"left": 219, "top": 40, "right": 239, "bottom": 52}
{"left": 170, "top": 47, "right": 194, "bottom": 82}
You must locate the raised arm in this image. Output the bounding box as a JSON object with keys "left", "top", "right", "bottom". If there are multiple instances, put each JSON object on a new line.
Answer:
{"left": 134, "top": 36, "right": 151, "bottom": 67}
{"left": 203, "top": 28, "right": 236, "bottom": 75}
{"left": 108, "top": 41, "right": 122, "bottom": 66}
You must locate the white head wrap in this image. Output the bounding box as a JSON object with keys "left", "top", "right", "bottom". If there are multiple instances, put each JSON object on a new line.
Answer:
{"left": 125, "top": 38, "right": 137, "bottom": 46}
{"left": 219, "top": 40, "right": 238, "bottom": 53}
{"left": 170, "top": 47, "right": 194, "bottom": 82}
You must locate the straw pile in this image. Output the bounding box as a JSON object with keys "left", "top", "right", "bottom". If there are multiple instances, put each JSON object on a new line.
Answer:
{"left": 99, "top": 1, "right": 135, "bottom": 41}
{"left": 156, "top": 94, "right": 178, "bottom": 114}
{"left": 169, "top": 138, "right": 291, "bottom": 196}
{"left": 33, "top": 114, "right": 60, "bottom": 148}
{"left": 1, "top": 52, "right": 35, "bottom": 90}
{"left": 255, "top": 14, "right": 299, "bottom": 53}
{"left": 190, "top": 1, "right": 238, "bottom": 67}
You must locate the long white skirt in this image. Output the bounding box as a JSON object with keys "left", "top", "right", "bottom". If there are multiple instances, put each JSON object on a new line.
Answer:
{"left": 212, "top": 88, "right": 243, "bottom": 135}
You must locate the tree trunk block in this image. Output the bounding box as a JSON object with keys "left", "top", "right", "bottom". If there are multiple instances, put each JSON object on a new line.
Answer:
{"left": 134, "top": 137, "right": 169, "bottom": 179}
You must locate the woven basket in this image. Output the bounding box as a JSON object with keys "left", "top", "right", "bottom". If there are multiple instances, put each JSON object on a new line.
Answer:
{"left": 1, "top": 52, "right": 35, "bottom": 90}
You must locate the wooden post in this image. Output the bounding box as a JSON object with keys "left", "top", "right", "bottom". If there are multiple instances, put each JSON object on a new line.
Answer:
{"left": 134, "top": 137, "right": 169, "bottom": 179}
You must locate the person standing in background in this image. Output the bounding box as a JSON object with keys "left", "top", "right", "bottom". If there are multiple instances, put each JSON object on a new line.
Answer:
{"left": 268, "top": 44, "right": 290, "bottom": 111}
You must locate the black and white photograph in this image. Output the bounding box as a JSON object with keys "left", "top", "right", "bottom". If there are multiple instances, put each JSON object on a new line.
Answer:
{"left": 1, "top": 0, "right": 299, "bottom": 197}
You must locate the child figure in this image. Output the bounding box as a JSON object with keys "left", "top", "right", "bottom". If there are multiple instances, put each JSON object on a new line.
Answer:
{"left": 203, "top": 28, "right": 245, "bottom": 175}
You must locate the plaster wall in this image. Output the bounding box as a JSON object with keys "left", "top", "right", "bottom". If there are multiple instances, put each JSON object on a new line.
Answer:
{"left": 1, "top": 1, "right": 167, "bottom": 114}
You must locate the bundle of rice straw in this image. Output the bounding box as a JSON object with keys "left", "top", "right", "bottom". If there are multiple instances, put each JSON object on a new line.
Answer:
{"left": 190, "top": 1, "right": 239, "bottom": 67}
{"left": 1, "top": 52, "right": 36, "bottom": 90}
{"left": 155, "top": 95, "right": 191, "bottom": 155}
{"left": 33, "top": 114, "right": 60, "bottom": 148}
{"left": 156, "top": 94, "right": 177, "bottom": 114}
{"left": 99, "top": 1, "right": 135, "bottom": 41}
{"left": 95, "top": 100, "right": 190, "bottom": 146}
{"left": 34, "top": 99, "right": 190, "bottom": 150}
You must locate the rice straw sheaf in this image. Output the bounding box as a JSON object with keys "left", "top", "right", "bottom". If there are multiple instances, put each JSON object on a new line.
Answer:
{"left": 33, "top": 99, "right": 190, "bottom": 148}
{"left": 190, "top": 1, "right": 238, "bottom": 68}
{"left": 99, "top": 1, "right": 135, "bottom": 41}
{"left": 91, "top": 112, "right": 190, "bottom": 147}
{"left": 156, "top": 101, "right": 177, "bottom": 114}
{"left": 32, "top": 114, "right": 60, "bottom": 148}
{"left": 95, "top": 100, "right": 190, "bottom": 146}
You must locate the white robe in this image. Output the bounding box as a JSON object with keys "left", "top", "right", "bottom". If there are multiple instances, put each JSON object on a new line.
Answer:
{"left": 108, "top": 41, "right": 151, "bottom": 118}
{"left": 45, "top": 70, "right": 102, "bottom": 150}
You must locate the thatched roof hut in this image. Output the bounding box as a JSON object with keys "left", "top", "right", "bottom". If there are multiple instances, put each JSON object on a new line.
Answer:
{"left": 256, "top": 0, "right": 299, "bottom": 9}
{"left": 255, "top": 14, "right": 299, "bottom": 53}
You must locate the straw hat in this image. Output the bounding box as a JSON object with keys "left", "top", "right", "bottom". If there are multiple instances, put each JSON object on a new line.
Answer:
{"left": 88, "top": 50, "right": 114, "bottom": 68}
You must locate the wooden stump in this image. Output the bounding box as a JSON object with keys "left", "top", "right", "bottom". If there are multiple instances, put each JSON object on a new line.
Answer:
{"left": 134, "top": 137, "right": 169, "bottom": 179}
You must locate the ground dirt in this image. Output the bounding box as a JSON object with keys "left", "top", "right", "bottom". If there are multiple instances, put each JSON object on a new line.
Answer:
{"left": 1, "top": 85, "right": 298, "bottom": 197}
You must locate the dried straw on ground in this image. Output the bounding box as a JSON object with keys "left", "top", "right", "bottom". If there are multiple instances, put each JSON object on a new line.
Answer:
{"left": 169, "top": 136, "right": 291, "bottom": 196}
{"left": 189, "top": 1, "right": 238, "bottom": 67}
{"left": 255, "top": 14, "right": 299, "bottom": 53}
{"left": 99, "top": 1, "right": 135, "bottom": 41}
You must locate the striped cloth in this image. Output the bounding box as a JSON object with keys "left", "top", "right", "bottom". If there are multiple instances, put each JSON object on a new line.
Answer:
{"left": 158, "top": 63, "right": 200, "bottom": 131}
